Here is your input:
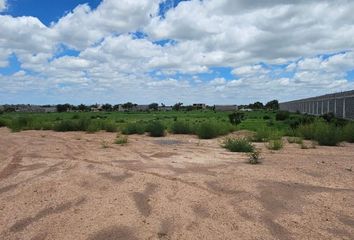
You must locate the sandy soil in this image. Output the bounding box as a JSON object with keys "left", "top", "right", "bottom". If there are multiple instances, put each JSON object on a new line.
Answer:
{"left": 0, "top": 127, "right": 353, "bottom": 240}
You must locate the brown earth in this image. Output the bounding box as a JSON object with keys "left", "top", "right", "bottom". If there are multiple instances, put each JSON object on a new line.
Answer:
{"left": 0, "top": 127, "right": 353, "bottom": 240}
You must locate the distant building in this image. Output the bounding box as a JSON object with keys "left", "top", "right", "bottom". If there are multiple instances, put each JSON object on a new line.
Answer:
{"left": 91, "top": 105, "right": 103, "bottom": 112}
{"left": 214, "top": 105, "right": 238, "bottom": 111}
{"left": 240, "top": 108, "right": 253, "bottom": 112}
{"left": 193, "top": 103, "right": 206, "bottom": 109}
{"left": 134, "top": 105, "right": 149, "bottom": 111}
{"left": 158, "top": 106, "right": 173, "bottom": 111}
{"left": 13, "top": 105, "right": 57, "bottom": 113}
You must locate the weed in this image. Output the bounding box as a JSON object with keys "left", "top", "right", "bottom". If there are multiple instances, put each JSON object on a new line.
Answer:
{"left": 115, "top": 135, "right": 128, "bottom": 145}
{"left": 342, "top": 122, "right": 354, "bottom": 143}
{"left": 171, "top": 121, "right": 192, "bottom": 134}
{"left": 121, "top": 122, "right": 146, "bottom": 135}
{"left": 287, "top": 137, "right": 303, "bottom": 144}
{"left": 147, "top": 121, "right": 165, "bottom": 137}
{"left": 196, "top": 121, "right": 231, "bottom": 139}
{"left": 248, "top": 150, "right": 261, "bottom": 164}
{"left": 267, "top": 139, "right": 284, "bottom": 150}
{"left": 275, "top": 111, "right": 290, "bottom": 121}
{"left": 223, "top": 138, "right": 254, "bottom": 152}
{"left": 101, "top": 141, "right": 110, "bottom": 148}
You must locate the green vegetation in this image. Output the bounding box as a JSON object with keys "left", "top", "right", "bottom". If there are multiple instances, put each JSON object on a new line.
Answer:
{"left": 287, "top": 137, "right": 303, "bottom": 144}
{"left": 171, "top": 121, "right": 193, "bottom": 134}
{"left": 248, "top": 150, "right": 261, "bottom": 164}
{"left": 196, "top": 121, "right": 232, "bottom": 139}
{"left": 222, "top": 138, "right": 254, "bottom": 152}
{"left": 115, "top": 135, "right": 128, "bottom": 145}
{"left": 147, "top": 121, "right": 165, "bottom": 137}
{"left": 267, "top": 139, "right": 284, "bottom": 150}
{"left": 0, "top": 110, "right": 352, "bottom": 145}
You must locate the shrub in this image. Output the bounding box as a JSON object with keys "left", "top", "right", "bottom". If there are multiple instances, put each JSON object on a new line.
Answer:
{"left": 253, "top": 128, "right": 282, "bottom": 142}
{"left": 313, "top": 122, "right": 341, "bottom": 146}
{"left": 267, "top": 139, "right": 284, "bottom": 150}
{"left": 121, "top": 122, "right": 146, "bottom": 135}
{"left": 263, "top": 115, "right": 270, "bottom": 120}
{"left": 275, "top": 111, "right": 290, "bottom": 121}
{"left": 147, "top": 121, "right": 165, "bottom": 137}
{"left": 297, "top": 121, "right": 341, "bottom": 146}
{"left": 9, "top": 116, "right": 33, "bottom": 132}
{"left": 228, "top": 112, "right": 244, "bottom": 125}
{"left": 196, "top": 121, "right": 231, "bottom": 139}
{"left": 287, "top": 137, "right": 303, "bottom": 144}
{"left": 86, "top": 122, "right": 101, "bottom": 133}
{"left": 342, "top": 122, "right": 354, "bottom": 143}
{"left": 101, "top": 121, "right": 117, "bottom": 132}
{"left": 248, "top": 150, "right": 261, "bottom": 164}
{"left": 115, "top": 135, "right": 128, "bottom": 145}
{"left": 0, "top": 118, "right": 8, "bottom": 127}
{"left": 223, "top": 138, "right": 254, "bottom": 152}
{"left": 171, "top": 121, "right": 193, "bottom": 134}
{"left": 53, "top": 119, "right": 90, "bottom": 132}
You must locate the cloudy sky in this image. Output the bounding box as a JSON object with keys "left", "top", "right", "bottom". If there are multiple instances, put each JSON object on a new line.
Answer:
{"left": 0, "top": 0, "right": 354, "bottom": 105}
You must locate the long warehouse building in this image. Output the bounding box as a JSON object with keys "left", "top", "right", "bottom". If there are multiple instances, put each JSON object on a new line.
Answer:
{"left": 279, "top": 90, "right": 354, "bottom": 120}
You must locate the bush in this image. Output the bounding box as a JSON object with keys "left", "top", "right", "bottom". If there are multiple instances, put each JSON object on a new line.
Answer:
{"left": 263, "top": 115, "right": 270, "bottom": 120}
{"left": 9, "top": 116, "right": 33, "bottom": 132}
{"left": 267, "top": 139, "right": 284, "bottom": 150}
{"left": 101, "top": 121, "right": 117, "bottom": 132}
{"left": 121, "top": 122, "right": 146, "bottom": 135}
{"left": 228, "top": 112, "right": 244, "bottom": 125}
{"left": 196, "top": 121, "right": 231, "bottom": 139}
{"left": 115, "top": 135, "right": 128, "bottom": 145}
{"left": 147, "top": 121, "right": 165, "bottom": 137}
{"left": 53, "top": 119, "right": 91, "bottom": 132}
{"left": 297, "top": 121, "right": 342, "bottom": 146}
{"left": 248, "top": 150, "right": 261, "bottom": 164}
{"left": 287, "top": 137, "right": 303, "bottom": 144}
{"left": 0, "top": 118, "right": 7, "bottom": 127}
{"left": 171, "top": 121, "right": 193, "bottom": 134}
{"left": 275, "top": 111, "right": 290, "bottom": 121}
{"left": 342, "top": 122, "right": 354, "bottom": 143}
{"left": 223, "top": 138, "right": 254, "bottom": 152}
{"left": 313, "top": 122, "right": 341, "bottom": 146}
{"left": 253, "top": 128, "right": 282, "bottom": 142}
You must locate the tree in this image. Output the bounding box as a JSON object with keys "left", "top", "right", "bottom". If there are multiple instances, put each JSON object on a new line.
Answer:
{"left": 102, "top": 104, "right": 113, "bottom": 111}
{"left": 228, "top": 112, "right": 245, "bottom": 125}
{"left": 122, "top": 102, "right": 134, "bottom": 110}
{"left": 148, "top": 103, "right": 159, "bottom": 111}
{"left": 56, "top": 104, "right": 71, "bottom": 112}
{"left": 78, "top": 104, "right": 88, "bottom": 112}
{"left": 265, "top": 100, "right": 279, "bottom": 110}
{"left": 249, "top": 101, "right": 264, "bottom": 109}
{"left": 172, "top": 102, "right": 183, "bottom": 111}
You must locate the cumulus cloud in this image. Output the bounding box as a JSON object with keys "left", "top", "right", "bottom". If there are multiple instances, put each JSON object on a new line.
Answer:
{"left": 0, "top": 0, "right": 354, "bottom": 104}
{"left": 0, "top": 0, "right": 6, "bottom": 12}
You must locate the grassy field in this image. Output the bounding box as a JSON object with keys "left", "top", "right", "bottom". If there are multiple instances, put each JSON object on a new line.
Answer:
{"left": 0, "top": 110, "right": 353, "bottom": 146}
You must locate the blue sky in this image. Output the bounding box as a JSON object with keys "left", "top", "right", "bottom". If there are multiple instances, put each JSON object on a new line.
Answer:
{"left": 0, "top": 0, "right": 354, "bottom": 105}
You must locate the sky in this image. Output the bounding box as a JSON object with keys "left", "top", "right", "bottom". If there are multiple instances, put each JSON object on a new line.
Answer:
{"left": 0, "top": 0, "right": 354, "bottom": 105}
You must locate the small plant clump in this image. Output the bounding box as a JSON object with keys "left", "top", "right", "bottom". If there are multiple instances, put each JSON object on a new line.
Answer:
{"left": 101, "top": 140, "right": 110, "bottom": 149}
{"left": 248, "top": 150, "right": 261, "bottom": 164}
{"left": 147, "top": 121, "right": 165, "bottom": 137}
{"left": 267, "top": 139, "right": 284, "bottom": 150}
{"left": 171, "top": 121, "right": 193, "bottom": 134}
{"left": 275, "top": 111, "right": 290, "bottom": 121}
{"left": 223, "top": 138, "right": 254, "bottom": 153}
{"left": 287, "top": 137, "right": 303, "bottom": 144}
{"left": 121, "top": 122, "right": 146, "bottom": 135}
{"left": 115, "top": 135, "right": 128, "bottom": 145}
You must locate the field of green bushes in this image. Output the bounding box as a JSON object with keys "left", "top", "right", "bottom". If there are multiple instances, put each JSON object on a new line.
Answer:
{"left": 0, "top": 110, "right": 353, "bottom": 146}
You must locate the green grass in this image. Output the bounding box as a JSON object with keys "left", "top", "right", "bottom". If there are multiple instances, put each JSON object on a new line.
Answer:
{"left": 222, "top": 138, "right": 255, "bottom": 152}
{"left": 0, "top": 110, "right": 351, "bottom": 145}
{"left": 287, "top": 137, "right": 303, "bottom": 144}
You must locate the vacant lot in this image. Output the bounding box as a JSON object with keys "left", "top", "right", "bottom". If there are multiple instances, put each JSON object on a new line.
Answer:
{"left": 0, "top": 128, "right": 353, "bottom": 240}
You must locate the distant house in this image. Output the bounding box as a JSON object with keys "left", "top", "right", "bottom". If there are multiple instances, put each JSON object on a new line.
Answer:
{"left": 214, "top": 105, "right": 238, "bottom": 112}
{"left": 13, "top": 105, "right": 57, "bottom": 113}
{"left": 240, "top": 108, "right": 253, "bottom": 112}
{"left": 158, "top": 106, "right": 173, "bottom": 111}
{"left": 133, "top": 105, "right": 149, "bottom": 111}
{"left": 91, "top": 105, "right": 103, "bottom": 112}
{"left": 193, "top": 103, "right": 206, "bottom": 109}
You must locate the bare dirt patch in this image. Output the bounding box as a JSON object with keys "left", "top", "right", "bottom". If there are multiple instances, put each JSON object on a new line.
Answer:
{"left": 0, "top": 128, "right": 353, "bottom": 239}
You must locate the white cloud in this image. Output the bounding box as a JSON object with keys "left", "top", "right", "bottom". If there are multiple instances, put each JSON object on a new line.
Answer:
{"left": 0, "top": 0, "right": 354, "bottom": 104}
{"left": 0, "top": 0, "right": 6, "bottom": 12}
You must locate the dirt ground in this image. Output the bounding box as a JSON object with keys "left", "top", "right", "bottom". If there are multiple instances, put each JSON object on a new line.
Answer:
{"left": 0, "top": 127, "right": 353, "bottom": 240}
